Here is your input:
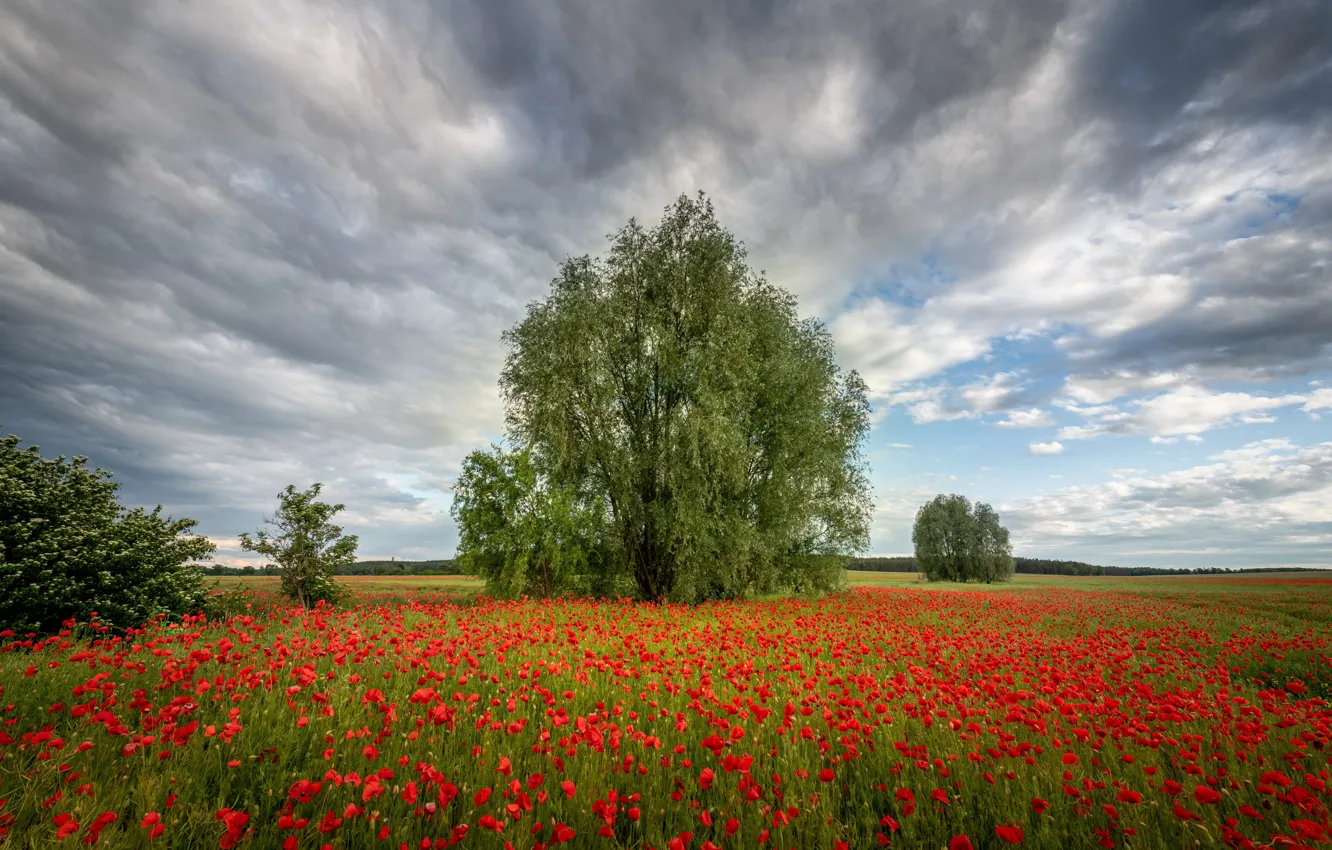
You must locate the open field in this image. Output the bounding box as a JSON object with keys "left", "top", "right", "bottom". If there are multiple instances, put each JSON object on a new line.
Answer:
{"left": 210, "top": 569, "right": 1332, "bottom": 596}
{"left": 209, "top": 574, "right": 486, "bottom": 594}
{"left": 2, "top": 580, "right": 1330, "bottom": 848}
{"left": 846, "top": 570, "right": 1332, "bottom": 593}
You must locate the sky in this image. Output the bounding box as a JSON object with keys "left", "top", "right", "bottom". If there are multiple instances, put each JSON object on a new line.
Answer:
{"left": 1, "top": 0, "right": 1330, "bottom": 570}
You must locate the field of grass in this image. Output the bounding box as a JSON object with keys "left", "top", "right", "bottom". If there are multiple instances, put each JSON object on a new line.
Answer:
{"left": 208, "top": 574, "right": 486, "bottom": 594}
{"left": 846, "top": 570, "right": 1332, "bottom": 592}
{"left": 2, "top": 576, "right": 1330, "bottom": 848}
{"left": 204, "top": 569, "right": 1332, "bottom": 597}
{"left": 209, "top": 569, "right": 1332, "bottom": 596}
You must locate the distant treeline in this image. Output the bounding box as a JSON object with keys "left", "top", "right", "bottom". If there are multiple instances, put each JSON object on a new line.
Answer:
{"left": 339, "top": 560, "right": 464, "bottom": 576}
{"left": 1018, "top": 558, "right": 1106, "bottom": 576}
{"left": 201, "top": 557, "right": 1328, "bottom": 580}
{"left": 201, "top": 559, "right": 465, "bottom": 577}
{"left": 846, "top": 557, "right": 919, "bottom": 572}
{"left": 844, "top": 557, "right": 1327, "bottom": 577}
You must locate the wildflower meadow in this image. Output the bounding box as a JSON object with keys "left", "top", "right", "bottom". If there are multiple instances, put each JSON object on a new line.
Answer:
{"left": 1, "top": 579, "right": 1329, "bottom": 849}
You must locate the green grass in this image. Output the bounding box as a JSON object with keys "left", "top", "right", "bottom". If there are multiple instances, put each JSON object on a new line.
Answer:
{"left": 208, "top": 574, "right": 486, "bottom": 593}
{"left": 847, "top": 569, "right": 1332, "bottom": 594}
{"left": 208, "top": 569, "right": 1331, "bottom": 597}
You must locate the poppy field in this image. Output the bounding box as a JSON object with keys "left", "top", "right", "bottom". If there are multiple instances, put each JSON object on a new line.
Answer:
{"left": 1, "top": 582, "right": 1330, "bottom": 849}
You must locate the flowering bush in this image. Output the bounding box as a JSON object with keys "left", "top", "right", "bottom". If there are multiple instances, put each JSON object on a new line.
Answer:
{"left": 0, "top": 585, "right": 1329, "bottom": 848}
{"left": 0, "top": 433, "right": 214, "bottom": 634}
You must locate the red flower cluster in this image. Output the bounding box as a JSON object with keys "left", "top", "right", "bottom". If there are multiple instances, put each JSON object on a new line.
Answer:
{"left": 0, "top": 585, "right": 1329, "bottom": 848}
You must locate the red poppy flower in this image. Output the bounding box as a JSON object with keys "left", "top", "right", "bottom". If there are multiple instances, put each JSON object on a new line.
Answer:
{"left": 1172, "top": 804, "right": 1202, "bottom": 822}
{"left": 995, "top": 824, "right": 1024, "bottom": 844}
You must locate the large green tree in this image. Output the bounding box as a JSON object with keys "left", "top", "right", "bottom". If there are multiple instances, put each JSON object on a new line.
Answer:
{"left": 239, "top": 484, "right": 357, "bottom": 608}
{"left": 912, "top": 493, "right": 1014, "bottom": 583}
{"left": 492, "top": 193, "right": 872, "bottom": 602}
{"left": 0, "top": 433, "right": 215, "bottom": 634}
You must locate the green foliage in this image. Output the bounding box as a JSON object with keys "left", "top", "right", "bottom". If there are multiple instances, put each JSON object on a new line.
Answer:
{"left": 201, "top": 560, "right": 467, "bottom": 577}
{"left": 451, "top": 446, "right": 608, "bottom": 598}
{"left": 1019, "top": 557, "right": 1105, "bottom": 576}
{"left": 201, "top": 581, "right": 255, "bottom": 621}
{"left": 845, "top": 556, "right": 1116, "bottom": 576}
{"left": 0, "top": 432, "right": 214, "bottom": 634}
{"left": 339, "top": 560, "right": 464, "bottom": 576}
{"left": 845, "top": 556, "right": 918, "bottom": 572}
{"left": 495, "top": 193, "right": 872, "bottom": 602}
{"left": 239, "top": 484, "right": 357, "bottom": 608}
{"left": 912, "top": 493, "right": 1014, "bottom": 583}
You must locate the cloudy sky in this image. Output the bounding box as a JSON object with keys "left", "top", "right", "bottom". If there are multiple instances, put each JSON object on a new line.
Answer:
{"left": 2, "top": 0, "right": 1329, "bottom": 569}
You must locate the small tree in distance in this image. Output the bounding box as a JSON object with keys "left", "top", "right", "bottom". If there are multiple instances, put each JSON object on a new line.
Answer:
{"left": 239, "top": 484, "right": 357, "bottom": 608}
{"left": 912, "top": 493, "right": 1013, "bottom": 583}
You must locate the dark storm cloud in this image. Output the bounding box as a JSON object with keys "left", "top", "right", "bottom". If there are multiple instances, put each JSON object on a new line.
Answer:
{"left": 1064, "top": 185, "right": 1332, "bottom": 381}
{"left": 0, "top": 0, "right": 1329, "bottom": 563}
{"left": 1079, "top": 0, "right": 1331, "bottom": 164}
{"left": 834, "top": 0, "right": 1331, "bottom": 397}
{"left": 0, "top": 0, "right": 1075, "bottom": 544}
{"left": 441, "top": 0, "right": 1070, "bottom": 172}
{"left": 1037, "top": 0, "right": 1332, "bottom": 384}
{"left": 0, "top": 0, "right": 534, "bottom": 557}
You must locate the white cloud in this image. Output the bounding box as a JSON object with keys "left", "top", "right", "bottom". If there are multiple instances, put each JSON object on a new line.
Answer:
{"left": 879, "top": 372, "right": 1031, "bottom": 424}
{"left": 1304, "top": 388, "right": 1332, "bottom": 412}
{"left": 1062, "top": 371, "right": 1188, "bottom": 405}
{"left": 1207, "top": 438, "right": 1296, "bottom": 462}
{"left": 1057, "top": 384, "right": 1307, "bottom": 440}
{"left": 867, "top": 483, "right": 942, "bottom": 548}
{"left": 996, "top": 407, "right": 1056, "bottom": 428}
{"left": 834, "top": 301, "right": 992, "bottom": 392}
{"left": 1028, "top": 441, "right": 1064, "bottom": 455}
{"left": 959, "top": 372, "right": 1026, "bottom": 412}
{"left": 877, "top": 386, "right": 953, "bottom": 424}
{"left": 1111, "top": 468, "right": 1146, "bottom": 479}
{"left": 793, "top": 60, "right": 870, "bottom": 158}
{"left": 1006, "top": 440, "right": 1332, "bottom": 566}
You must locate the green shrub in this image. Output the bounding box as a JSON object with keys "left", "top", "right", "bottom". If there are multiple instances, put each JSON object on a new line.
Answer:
{"left": 0, "top": 432, "right": 215, "bottom": 634}
{"left": 239, "top": 483, "right": 357, "bottom": 608}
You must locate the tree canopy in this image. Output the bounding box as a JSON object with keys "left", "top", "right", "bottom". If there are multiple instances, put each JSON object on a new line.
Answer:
{"left": 239, "top": 484, "right": 357, "bottom": 608}
{"left": 450, "top": 446, "right": 613, "bottom": 598}
{"left": 458, "top": 193, "right": 873, "bottom": 602}
{"left": 0, "top": 432, "right": 214, "bottom": 633}
{"left": 911, "top": 493, "right": 1014, "bottom": 583}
